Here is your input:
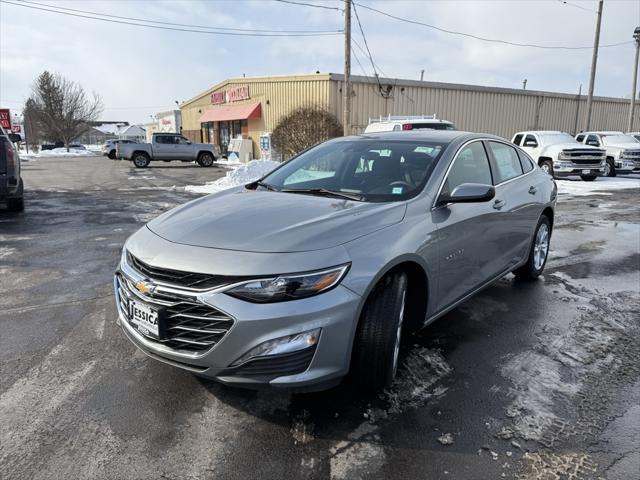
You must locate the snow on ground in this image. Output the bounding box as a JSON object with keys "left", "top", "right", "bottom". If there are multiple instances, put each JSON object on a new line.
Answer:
{"left": 185, "top": 160, "right": 280, "bottom": 194}
{"left": 556, "top": 177, "right": 640, "bottom": 196}
{"left": 19, "top": 148, "right": 97, "bottom": 159}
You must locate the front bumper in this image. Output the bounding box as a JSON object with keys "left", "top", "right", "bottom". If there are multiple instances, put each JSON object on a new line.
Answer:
{"left": 553, "top": 165, "right": 603, "bottom": 177}
{"left": 614, "top": 159, "right": 640, "bottom": 175}
{"left": 114, "top": 265, "right": 362, "bottom": 390}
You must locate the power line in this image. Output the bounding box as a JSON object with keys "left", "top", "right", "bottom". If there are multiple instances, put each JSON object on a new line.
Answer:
{"left": 556, "top": 0, "right": 598, "bottom": 14}
{"left": 353, "top": 1, "right": 633, "bottom": 50}
{"left": 351, "top": 47, "right": 368, "bottom": 77}
{"left": 18, "top": 0, "right": 340, "bottom": 34}
{"left": 352, "top": 37, "right": 387, "bottom": 78}
{"left": 272, "top": 0, "right": 342, "bottom": 11}
{"left": 0, "top": 0, "right": 343, "bottom": 36}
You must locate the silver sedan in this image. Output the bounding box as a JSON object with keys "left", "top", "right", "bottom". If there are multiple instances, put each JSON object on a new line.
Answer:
{"left": 114, "top": 131, "right": 556, "bottom": 391}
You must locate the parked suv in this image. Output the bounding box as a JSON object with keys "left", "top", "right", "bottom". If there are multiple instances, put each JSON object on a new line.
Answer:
{"left": 0, "top": 126, "right": 24, "bottom": 211}
{"left": 114, "top": 131, "right": 556, "bottom": 391}
{"left": 575, "top": 131, "right": 640, "bottom": 176}
{"left": 511, "top": 130, "right": 605, "bottom": 181}
{"left": 102, "top": 139, "right": 135, "bottom": 159}
{"left": 117, "top": 133, "right": 217, "bottom": 168}
{"left": 364, "top": 115, "right": 456, "bottom": 133}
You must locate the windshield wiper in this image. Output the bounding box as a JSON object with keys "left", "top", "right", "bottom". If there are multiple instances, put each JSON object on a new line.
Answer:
{"left": 280, "top": 188, "right": 364, "bottom": 201}
{"left": 252, "top": 180, "right": 279, "bottom": 191}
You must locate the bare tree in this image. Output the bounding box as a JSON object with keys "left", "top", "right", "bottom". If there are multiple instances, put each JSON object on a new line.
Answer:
{"left": 271, "top": 105, "right": 342, "bottom": 159}
{"left": 27, "top": 71, "right": 103, "bottom": 151}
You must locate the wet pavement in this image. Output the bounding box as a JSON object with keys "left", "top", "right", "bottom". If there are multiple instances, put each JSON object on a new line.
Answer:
{"left": 1, "top": 156, "right": 638, "bottom": 480}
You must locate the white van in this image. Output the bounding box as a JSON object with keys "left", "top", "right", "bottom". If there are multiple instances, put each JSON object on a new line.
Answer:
{"left": 364, "top": 115, "right": 456, "bottom": 133}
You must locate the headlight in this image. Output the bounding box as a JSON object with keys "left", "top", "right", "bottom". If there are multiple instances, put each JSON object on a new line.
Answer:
{"left": 225, "top": 264, "right": 350, "bottom": 303}
{"left": 557, "top": 152, "right": 568, "bottom": 160}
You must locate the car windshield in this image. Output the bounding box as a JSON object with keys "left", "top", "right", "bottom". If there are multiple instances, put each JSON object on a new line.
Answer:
{"left": 602, "top": 135, "right": 639, "bottom": 145}
{"left": 540, "top": 133, "right": 575, "bottom": 144}
{"left": 260, "top": 138, "right": 447, "bottom": 202}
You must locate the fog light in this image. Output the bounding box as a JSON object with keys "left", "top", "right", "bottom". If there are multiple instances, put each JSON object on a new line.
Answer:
{"left": 231, "top": 328, "right": 321, "bottom": 367}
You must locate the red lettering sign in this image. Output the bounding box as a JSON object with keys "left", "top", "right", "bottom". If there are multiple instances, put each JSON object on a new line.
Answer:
{"left": 209, "top": 86, "right": 249, "bottom": 104}
{"left": 0, "top": 109, "right": 11, "bottom": 130}
{"left": 11, "top": 125, "right": 21, "bottom": 133}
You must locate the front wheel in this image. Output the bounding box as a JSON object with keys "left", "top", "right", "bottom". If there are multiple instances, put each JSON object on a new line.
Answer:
{"left": 132, "top": 153, "right": 150, "bottom": 168}
{"left": 197, "top": 152, "right": 215, "bottom": 167}
{"left": 351, "top": 272, "right": 408, "bottom": 388}
{"left": 539, "top": 160, "right": 554, "bottom": 178}
{"left": 513, "top": 215, "right": 551, "bottom": 280}
{"left": 580, "top": 175, "right": 597, "bottom": 182}
{"left": 603, "top": 158, "right": 616, "bottom": 177}
{"left": 6, "top": 196, "right": 24, "bottom": 212}
{"left": 108, "top": 150, "right": 116, "bottom": 160}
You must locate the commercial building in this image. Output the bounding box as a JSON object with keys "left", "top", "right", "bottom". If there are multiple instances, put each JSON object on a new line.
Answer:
{"left": 180, "top": 72, "right": 633, "bottom": 159}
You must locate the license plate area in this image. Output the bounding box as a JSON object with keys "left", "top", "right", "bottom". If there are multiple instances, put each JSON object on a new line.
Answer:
{"left": 582, "top": 169, "right": 591, "bottom": 174}
{"left": 129, "top": 299, "right": 162, "bottom": 339}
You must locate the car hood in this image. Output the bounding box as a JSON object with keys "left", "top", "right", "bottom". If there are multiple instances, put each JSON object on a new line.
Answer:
{"left": 605, "top": 142, "right": 640, "bottom": 151}
{"left": 147, "top": 188, "right": 407, "bottom": 253}
{"left": 554, "top": 142, "right": 601, "bottom": 151}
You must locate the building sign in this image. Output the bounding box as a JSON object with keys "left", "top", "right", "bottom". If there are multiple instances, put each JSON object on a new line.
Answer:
{"left": 11, "top": 125, "right": 21, "bottom": 133}
{"left": 210, "top": 85, "right": 250, "bottom": 105}
{"left": 0, "top": 109, "right": 11, "bottom": 130}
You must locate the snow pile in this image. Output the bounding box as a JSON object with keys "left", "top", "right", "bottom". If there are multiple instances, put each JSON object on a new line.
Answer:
{"left": 19, "top": 148, "right": 97, "bottom": 159}
{"left": 556, "top": 177, "right": 640, "bottom": 196}
{"left": 185, "top": 159, "right": 280, "bottom": 194}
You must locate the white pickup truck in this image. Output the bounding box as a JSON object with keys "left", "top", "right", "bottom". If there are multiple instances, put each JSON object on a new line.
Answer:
{"left": 117, "top": 133, "right": 217, "bottom": 168}
{"left": 511, "top": 130, "right": 606, "bottom": 181}
{"left": 574, "top": 131, "right": 640, "bottom": 177}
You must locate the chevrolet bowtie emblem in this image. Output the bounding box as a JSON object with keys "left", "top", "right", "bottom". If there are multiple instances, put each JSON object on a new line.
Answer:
{"left": 135, "top": 281, "right": 155, "bottom": 294}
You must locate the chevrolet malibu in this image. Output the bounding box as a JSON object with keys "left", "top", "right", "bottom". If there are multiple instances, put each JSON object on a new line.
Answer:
{"left": 114, "top": 131, "right": 556, "bottom": 391}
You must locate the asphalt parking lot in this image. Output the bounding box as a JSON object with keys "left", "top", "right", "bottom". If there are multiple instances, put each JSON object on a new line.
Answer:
{"left": 1, "top": 156, "right": 638, "bottom": 480}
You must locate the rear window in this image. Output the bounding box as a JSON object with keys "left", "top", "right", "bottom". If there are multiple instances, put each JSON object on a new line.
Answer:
{"left": 487, "top": 141, "right": 523, "bottom": 184}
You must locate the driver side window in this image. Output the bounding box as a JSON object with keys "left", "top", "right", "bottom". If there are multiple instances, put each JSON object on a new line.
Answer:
{"left": 442, "top": 141, "right": 493, "bottom": 197}
{"left": 586, "top": 135, "right": 600, "bottom": 147}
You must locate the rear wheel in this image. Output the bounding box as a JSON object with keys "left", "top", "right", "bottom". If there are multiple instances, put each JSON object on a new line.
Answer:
{"left": 132, "top": 152, "right": 150, "bottom": 168}
{"left": 580, "top": 174, "right": 597, "bottom": 181}
{"left": 108, "top": 150, "right": 116, "bottom": 160}
{"left": 197, "top": 152, "right": 215, "bottom": 167}
{"left": 539, "top": 160, "right": 554, "bottom": 177}
{"left": 513, "top": 215, "right": 551, "bottom": 280}
{"left": 352, "top": 272, "right": 408, "bottom": 388}
{"left": 604, "top": 158, "right": 616, "bottom": 177}
{"left": 6, "top": 196, "right": 24, "bottom": 212}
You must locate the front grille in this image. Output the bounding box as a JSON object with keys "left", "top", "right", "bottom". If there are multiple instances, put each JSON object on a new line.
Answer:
{"left": 567, "top": 159, "right": 602, "bottom": 166}
{"left": 220, "top": 346, "right": 317, "bottom": 378}
{"left": 116, "top": 273, "right": 234, "bottom": 352}
{"left": 127, "top": 253, "right": 249, "bottom": 291}
{"left": 622, "top": 150, "right": 640, "bottom": 159}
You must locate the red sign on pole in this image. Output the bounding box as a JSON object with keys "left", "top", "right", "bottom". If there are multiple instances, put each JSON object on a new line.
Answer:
{"left": 11, "top": 125, "right": 21, "bottom": 134}
{"left": 0, "top": 109, "right": 11, "bottom": 130}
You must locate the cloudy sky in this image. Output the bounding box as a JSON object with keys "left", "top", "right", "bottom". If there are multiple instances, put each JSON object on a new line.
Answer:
{"left": 1, "top": 0, "right": 638, "bottom": 124}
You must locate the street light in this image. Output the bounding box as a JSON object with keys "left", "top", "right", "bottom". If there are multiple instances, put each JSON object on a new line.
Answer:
{"left": 627, "top": 27, "right": 640, "bottom": 132}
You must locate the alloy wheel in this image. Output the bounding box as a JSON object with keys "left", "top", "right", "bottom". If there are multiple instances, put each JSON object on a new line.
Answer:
{"left": 533, "top": 224, "right": 550, "bottom": 270}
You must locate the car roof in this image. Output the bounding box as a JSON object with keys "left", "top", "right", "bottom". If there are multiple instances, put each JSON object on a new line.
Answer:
{"left": 347, "top": 130, "right": 501, "bottom": 143}
{"left": 581, "top": 131, "right": 624, "bottom": 135}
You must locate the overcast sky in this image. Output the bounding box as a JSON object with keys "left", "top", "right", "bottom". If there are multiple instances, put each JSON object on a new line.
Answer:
{"left": 1, "top": 0, "right": 638, "bottom": 124}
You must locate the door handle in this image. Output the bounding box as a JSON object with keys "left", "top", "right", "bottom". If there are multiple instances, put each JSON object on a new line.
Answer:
{"left": 493, "top": 199, "right": 506, "bottom": 210}
{"left": 528, "top": 186, "right": 538, "bottom": 195}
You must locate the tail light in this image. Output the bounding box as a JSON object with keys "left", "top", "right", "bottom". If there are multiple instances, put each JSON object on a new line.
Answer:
{"left": 402, "top": 123, "right": 413, "bottom": 130}
{"left": 5, "top": 140, "right": 16, "bottom": 170}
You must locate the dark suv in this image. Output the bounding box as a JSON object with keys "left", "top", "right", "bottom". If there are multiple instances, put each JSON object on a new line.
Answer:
{"left": 0, "top": 126, "right": 24, "bottom": 212}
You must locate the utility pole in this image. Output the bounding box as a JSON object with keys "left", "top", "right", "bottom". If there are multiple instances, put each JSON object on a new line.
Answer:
{"left": 573, "top": 84, "right": 582, "bottom": 135}
{"left": 343, "top": 0, "right": 351, "bottom": 136}
{"left": 626, "top": 27, "right": 640, "bottom": 132}
{"left": 585, "top": 0, "right": 604, "bottom": 131}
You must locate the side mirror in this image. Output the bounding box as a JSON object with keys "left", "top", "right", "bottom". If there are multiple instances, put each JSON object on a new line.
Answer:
{"left": 523, "top": 140, "right": 537, "bottom": 147}
{"left": 8, "top": 133, "right": 21, "bottom": 143}
{"left": 438, "top": 183, "right": 495, "bottom": 205}
{"left": 586, "top": 140, "right": 599, "bottom": 147}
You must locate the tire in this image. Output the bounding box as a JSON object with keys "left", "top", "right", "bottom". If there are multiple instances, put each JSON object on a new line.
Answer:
{"left": 513, "top": 215, "right": 551, "bottom": 280}
{"left": 580, "top": 175, "right": 597, "bottom": 181}
{"left": 604, "top": 158, "right": 616, "bottom": 177}
{"left": 6, "top": 196, "right": 24, "bottom": 212}
{"left": 132, "top": 152, "right": 150, "bottom": 168}
{"left": 108, "top": 150, "right": 116, "bottom": 160}
{"left": 539, "top": 160, "right": 554, "bottom": 177}
{"left": 197, "top": 152, "right": 215, "bottom": 167}
{"left": 351, "top": 272, "right": 408, "bottom": 388}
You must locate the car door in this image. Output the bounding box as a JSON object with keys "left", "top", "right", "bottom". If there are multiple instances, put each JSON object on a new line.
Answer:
{"left": 485, "top": 140, "right": 540, "bottom": 270}
{"left": 520, "top": 133, "right": 541, "bottom": 160}
{"left": 153, "top": 135, "right": 171, "bottom": 160}
{"left": 431, "top": 140, "right": 501, "bottom": 311}
{"left": 175, "top": 136, "right": 194, "bottom": 160}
